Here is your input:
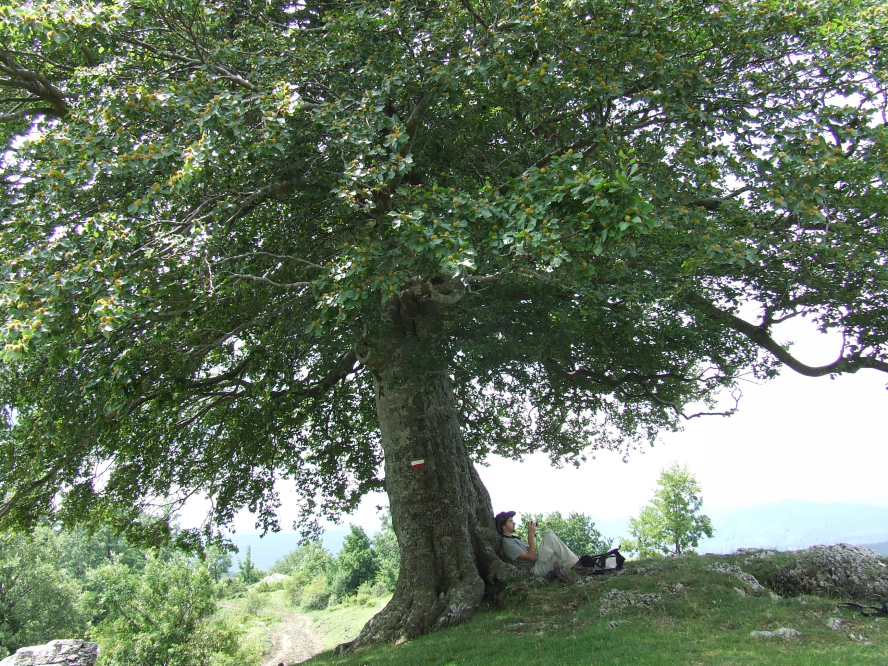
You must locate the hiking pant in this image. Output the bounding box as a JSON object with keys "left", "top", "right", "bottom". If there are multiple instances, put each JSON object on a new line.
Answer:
{"left": 532, "top": 531, "right": 578, "bottom": 577}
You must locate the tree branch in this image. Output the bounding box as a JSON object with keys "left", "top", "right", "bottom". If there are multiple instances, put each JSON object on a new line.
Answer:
{"left": 273, "top": 350, "right": 360, "bottom": 399}
{"left": 218, "top": 271, "right": 310, "bottom": 290}
{"left": 212, "top": 252, "right": 324, "bottom": 270}
{"left": 686, "top": 293, "right": 888, "bottom": 376}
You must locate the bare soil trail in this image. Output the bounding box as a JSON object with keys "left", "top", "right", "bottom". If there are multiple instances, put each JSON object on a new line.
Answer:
{"left": 261, "top": 611, "right": 323, "bottom": 666}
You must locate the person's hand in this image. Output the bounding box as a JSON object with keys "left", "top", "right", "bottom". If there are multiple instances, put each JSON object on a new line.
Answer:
{"left": 527, "top": 520, "right": 537, "bottom": 538}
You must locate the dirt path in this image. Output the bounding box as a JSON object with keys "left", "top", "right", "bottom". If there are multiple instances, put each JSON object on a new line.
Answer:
{"left": 261, "top": 612, "right": 324, "bottom": 666}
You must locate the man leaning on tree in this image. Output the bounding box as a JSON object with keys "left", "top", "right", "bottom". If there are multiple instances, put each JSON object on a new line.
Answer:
{"left": 495, "top": 511, "right": 588, "bottom": 579}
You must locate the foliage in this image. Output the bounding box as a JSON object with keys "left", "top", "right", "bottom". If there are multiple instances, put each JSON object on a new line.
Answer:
{"left": 371, "top": 510, "right": 400, "bottom": 592}
{"left": 301, "top": 576, "right": 333, "bottom": 611}
{"left": 0, "top": 0, "right": 886, "bottom": 566}
{"left": 269, "top": 540, "right": 333, "bottom": 578}
{"left": 88, "top": 551, "right": 254, "bottom": 666}
{"left": 204, "top": 544, "right": 233, "bottom": 582}
{"left": 329, "top": 525, "right": 379, "bottom": 602}
{"left": 627, "top": 463, "right": 714, "bottom": 557}
{"left": 0, "top": 527, "right": 88, "bottom": 657}
{"left": 236, "top": 546, "right": 261, "bottom": 585}
{"left": 515, "top": 511, "right": 611, "bottom": 556}
{"left": 243, "top": 590, "right": 266, "bottom": 616}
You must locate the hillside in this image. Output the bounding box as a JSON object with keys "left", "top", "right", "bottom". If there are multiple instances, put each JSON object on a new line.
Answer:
{"left": 299, "top": 549, "right": 888, "bottom": 666}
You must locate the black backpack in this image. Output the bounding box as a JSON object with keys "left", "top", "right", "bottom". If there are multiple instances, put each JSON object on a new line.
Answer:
{"left": 579, "top": 546, "right": 626, "bottom": 574}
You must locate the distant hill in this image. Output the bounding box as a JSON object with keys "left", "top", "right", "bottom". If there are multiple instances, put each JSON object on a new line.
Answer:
{"left": 228, "top": 529, "right": 349, "bottom": 572}
{"left": 226, "top": 500, "right": 888, "bottom": 571}
{"left": 861, "top": 541, "right": 888, "bottom": 556}
{"left": 589, "top": 500, "right": 888, "bottom": 555}
{"left": 699, "top": 500, "right": 888, "bottom": 553}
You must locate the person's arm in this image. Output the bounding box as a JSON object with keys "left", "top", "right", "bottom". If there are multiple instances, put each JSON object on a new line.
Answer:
{"left": 516, "top": 520, "right": 537, "bottom": 561}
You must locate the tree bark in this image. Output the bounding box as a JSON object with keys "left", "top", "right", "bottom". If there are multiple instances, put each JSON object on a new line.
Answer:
{"left": 337, "top": 331, "right": 515, "bottom": 651}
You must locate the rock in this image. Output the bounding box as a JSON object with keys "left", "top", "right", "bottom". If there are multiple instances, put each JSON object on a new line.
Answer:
{"left": 0, "top": 640, "right": 98, "bottom": 666}
{"left": 598, "top": 589, "right": 662, "bottom": 616}
{"left": 260, "top": 573, "right": 288, "bottom": 584}
{"left": 750, "top": 627, "right": 801, "bottom": 639}
{"left": 769, "top": 592, "right": 781, "bottom": 600}
{"left": 767, "top": 544, "right": 888, "bottom": 601}
{"left": 826, "top": 618, "right": 844, "bottom": 630}
{"left": 734, "top": 587, "right": 747, "bottom": 597}
{"left": 710, "top": 562, "right": 767, "bottom": 593}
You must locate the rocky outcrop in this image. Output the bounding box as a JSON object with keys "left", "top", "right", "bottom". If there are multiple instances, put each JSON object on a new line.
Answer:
{"left": 766, "top": 543, "right": 888, "bottom": 601}
{"left": 0, "top": 640, "right": 98, "bottom": 666}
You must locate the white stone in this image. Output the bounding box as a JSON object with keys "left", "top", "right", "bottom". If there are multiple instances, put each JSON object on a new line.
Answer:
{"left": 826, "top": 618, "right": 844, "bottom": 630}
{"left": 750, "top": 627, "right": 801, "bottom": 639}
{"left": 0, "top": 640, "right": 98, "bottom": 666}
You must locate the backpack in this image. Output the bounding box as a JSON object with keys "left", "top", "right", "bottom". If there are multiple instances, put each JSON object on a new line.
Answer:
{"left": 579, "top": 546, "right": 626, "bottom": 574}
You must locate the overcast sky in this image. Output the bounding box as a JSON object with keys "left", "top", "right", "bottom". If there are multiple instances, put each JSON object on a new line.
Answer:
{"left": 183, "top": 314, "right": 887, "bottom": 536}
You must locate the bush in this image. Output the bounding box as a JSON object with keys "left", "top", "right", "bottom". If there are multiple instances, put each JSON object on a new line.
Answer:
{"left": 283, "top": 573, "right": 310, "bottom": 606}
{"left": 244, "top": 590, "right": 266, "bottom": 616}
{"left": 301, "top": 576, "right": 332, "bottom": 610}
{"left": 216, "top": 577, "right": 247, "bottom": 599}
{"left": 254, "top": 577, "right": 286, "bottom": 594}
{"left": 0, "top": 528, "right": 89, "bottom": 657}
{"left": 87, "top": 552, "right": 246, "bottom": 666}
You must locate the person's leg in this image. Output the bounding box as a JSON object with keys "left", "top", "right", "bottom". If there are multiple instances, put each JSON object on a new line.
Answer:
{"left": 532, "top": 531, "right": 579, "bottom": 577}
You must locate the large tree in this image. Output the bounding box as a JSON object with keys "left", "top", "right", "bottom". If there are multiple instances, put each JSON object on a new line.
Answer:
{"left": 1, "top": 0, "right": 887, "bottom": 647}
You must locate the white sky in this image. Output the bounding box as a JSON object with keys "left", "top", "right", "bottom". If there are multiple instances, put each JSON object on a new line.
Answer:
{"left": 185, "top": 315, "right": 887, "bottom": 535}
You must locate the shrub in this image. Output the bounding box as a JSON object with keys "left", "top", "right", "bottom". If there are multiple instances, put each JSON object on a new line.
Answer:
{"left": 301, "top": 576, "right": 332, "bottom": 610}
{"left": 87, "top": 552, "right": 246, "bottom": 666}
{"left": 244, "top": 590, "right": 266, "bottom": 616}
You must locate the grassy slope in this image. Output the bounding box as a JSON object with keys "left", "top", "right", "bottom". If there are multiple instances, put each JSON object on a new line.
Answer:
{"left": 216, "top": 587, "right": 393, "bottom": 656}
{"left": 305, "top": 552, "right": 888, "bottom": 666}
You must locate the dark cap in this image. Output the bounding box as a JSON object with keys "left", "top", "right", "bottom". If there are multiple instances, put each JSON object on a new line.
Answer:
{"left": 494, "top": 511, "right": 516, "bottom": 535}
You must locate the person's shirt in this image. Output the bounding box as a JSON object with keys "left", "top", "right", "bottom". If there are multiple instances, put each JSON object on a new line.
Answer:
{"left": 501, "top": 534, "right": 534, "bottom": 572}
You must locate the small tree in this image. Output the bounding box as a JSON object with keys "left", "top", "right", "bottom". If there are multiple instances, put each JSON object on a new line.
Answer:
{"left": 236, "top": 546, "right": 261, "bottom": 585}
{"left": 516, "top": 512, "right": 611, "bottom": 556}
{"left": 329, "top": 525, "right": 378, "bottom": 602}
{"left": 628, "top": 463, "right": 714, "bottom": 557}
{"left": 205, "top": 545, "right": 233, "bottom": 582}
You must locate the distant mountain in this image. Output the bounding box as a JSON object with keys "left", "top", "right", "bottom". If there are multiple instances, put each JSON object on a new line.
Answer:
{"left": 226, "top": 500, "right": 888, "bottom": 572}
{"left": 227, "top": 529, "right": 349, "bottom": 572}
{"left": 699, "top": 500, "right": 888, "bottom": 553}
{"left": 588, "top": 500, "right": 888, "bottom": 555}
{"left": 860, "top": 542, "right": 888, "bottom": 556}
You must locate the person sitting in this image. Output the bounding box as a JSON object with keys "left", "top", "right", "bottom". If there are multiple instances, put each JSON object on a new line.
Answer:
{"left": 494, "top": 510, "right": 585, "bottom": 578}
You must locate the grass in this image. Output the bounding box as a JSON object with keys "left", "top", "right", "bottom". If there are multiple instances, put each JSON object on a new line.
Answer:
{"left": 305, "top": 598, "right": 393, "bottom": 651}
{"left": 215, "top": 584, "right": 392, "bottom": 656}
{"left": 302, "top": 552, "right": 888, "bottom": 666}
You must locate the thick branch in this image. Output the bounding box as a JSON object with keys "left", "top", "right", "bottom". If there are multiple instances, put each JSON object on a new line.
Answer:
{"left": 273, "top": 350, "right": 360, "bottom": 399}
{"left": 218, "top": 271, "right": 310, "bottom": 290}
{"left": 223, "top": 176, "right": 309, "bottom": 226}
{"left": 212, "top": 252, "right": 324, "bottom": 270}
{"left": 686, "top": 293, "right": 888, "bottom": 376}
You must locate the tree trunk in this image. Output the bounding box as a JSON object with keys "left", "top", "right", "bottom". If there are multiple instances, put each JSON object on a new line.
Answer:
{"left": 337, "top": 332, "right": 515, "bottom": 651}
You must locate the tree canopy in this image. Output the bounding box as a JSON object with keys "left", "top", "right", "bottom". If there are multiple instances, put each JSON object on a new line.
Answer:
{"left": 1, "top": 0, "right": 887, "bottom": 641}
